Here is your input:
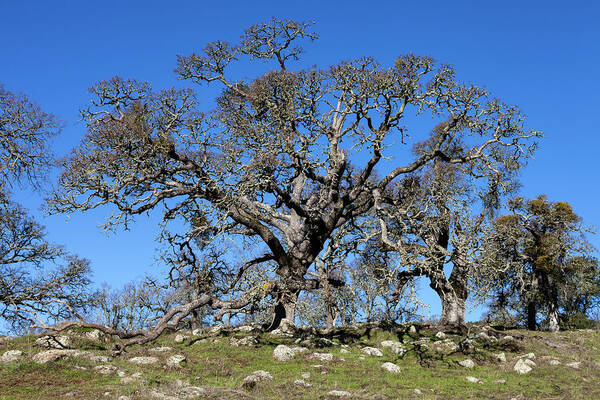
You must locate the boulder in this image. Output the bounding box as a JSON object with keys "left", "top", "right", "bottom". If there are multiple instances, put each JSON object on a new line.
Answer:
{"left": 167, "top": 354, "right": 186, "bottom": 367}
{"left": 309, "top": 352, "right": 334, "bottom": 362}
{"left": 128, "top": 356, "right": 159, "bottom": 365}
{"left": 435, "top": 331, "right": 446, "bottom": 339}
{"left": 150, "top": 347, "right": 174, "bottom": 353}
{"left": 273, "top": 345, "right": 295, "bottom": 362}
{"left": 242, "top": 370, "right": 273, "bottom": 389}
{"left": 459, "top": 359, "right": 475, "bottom": 369}
{"left": 495, "top": 352, "right": 506, "bottom": 362}
{"left": 514, "top": 358, "right": 535, "bottom": 374}
{"left": 0, "top": 350, "right": 24, "bottom": 363}
{"left": 35, "top": 335, "right": 72, "bottom": 349}
{"left": 431, "top": 339, "right": 459, "bottom": 355}
{"left": 361, "top": 347, "right": 383, "bottom": 357}
{"left": 174, "top": 334, "right": 188, "bottom": 344}
{"left": 380, "top": 340, "right": 407, "bottom": 355}
{"left": 327, "top": 390, "right": 352, "bottom": 398}
{"left": 381, "top": 362, "right": 401, "bottom": 374}
{"left": 566, "top": 361, "right": 581, "bottom": 369}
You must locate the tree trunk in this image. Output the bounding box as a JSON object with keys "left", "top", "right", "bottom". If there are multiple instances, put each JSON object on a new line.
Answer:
{"left": 439, "top": 291, "right": 466, "bottom": 327}
{"left": 527, "top": 302, "right": 537, "bottom": 330}
{"left": 266, "top": 290, "right": 299, "bottom": 331}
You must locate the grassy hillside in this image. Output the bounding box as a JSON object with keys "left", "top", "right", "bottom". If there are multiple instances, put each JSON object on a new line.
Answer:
{"left": 0, "top": 324, "right": 598, "bottom": 399}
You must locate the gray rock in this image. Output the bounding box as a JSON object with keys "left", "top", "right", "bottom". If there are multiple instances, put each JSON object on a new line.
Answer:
{"left": 566, "top": 361, "right": 581, "bottom": 369}
{"left": 519, "top": 352, "right": 535, "bottom": 359}
{"left": 242, "top": 370, "right": 273, "bottom": 389}
{"left": 413, "top": 389, "right": 423, "bottom": 394}
{"left": 35, "top": 335, "right": 72, "bottom": 349}
{"left": 381, "top": 362, "right": 401, "bottom": 374}
{"left": 230, "top": 336, "right": 258, "bottom": 347}
{"left": 273, "top": 344, "right": 295, "bottom": 361}
{"left": 514, "top": 358, "right": 535, "bottom": 374}
{"left": 459, "top": 359, "right": 475, "bottom": 368}
{"left": 291, "top": 346, "right": 309, "bottom": 354}
{"left": 408, "top": 325, "right": 418, "bottom": 335}
{"left": 236, "top": 325, "right": 255, "bottom": 333}
{"left": 90, "top": 355, "right": 111, "bottom": 363}
{"left": 435, "top": 331, "right": 446, "bottom": 339}
{"left": 167, "top": 354, "right": 186, "bottom": 367}
{"left": 361, "top": 346, "right": 383, "bottom": 357}
{"left": 380, "top": 340, "right": 407, "bottom": 355}
{"left": 495, "top": 352, "right": 506, "bottom": 362}
{"left": 128, "top": 356, "right": 159, "bottom": 365}
{"left": 309, "top": 352, "right": 334, "bottom": 362}
{"left": 31, "top": 349, "right": 84, "bottom": 363}
{"left": 94, "top": 365, "right": 118, "bottom": 375}
{"left": 294, "top": 379, "right": 311, "bottom": 387}
{"left": 549, "top": 359, "right": 561, "bottom": 365}
{"left": 327, "top": 390, "right": 352, "bottom": 398}
{"left": 83, "top": 329, "right": 104, "bottom": 341}
{"left": 431, "top": 339, "right": 459, "bottom": 355}
{"left": 174, "top": 334, "right": 188, "bottom": 344}
{"left": 465, "top": 376, "right": 482, "bottom": 384}
{"left": 0, "top": 350, "right": 24, "bottom": 363}
{"left": 150, "top": 346, "right": 174, "bottom": 353}
{"left": 340, "top": 348, "right": 350, "bottom": 354}
{"left": 301, "top": 372, "right": 310, "bottom": 379}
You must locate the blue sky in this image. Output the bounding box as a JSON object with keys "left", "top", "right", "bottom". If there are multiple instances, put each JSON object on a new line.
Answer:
{"left": 1, "top": 0, "right": 598, "bottom": 321}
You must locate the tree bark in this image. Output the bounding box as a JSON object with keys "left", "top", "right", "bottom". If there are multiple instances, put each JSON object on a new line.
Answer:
{"left": 439, "top": 291, "right": 466, "bottom": 327}
{"left": 266, "top": 289, "right": 299, "bottom": 331}
{"left": 527, "top": 302, "right": 537, "bottom": 330}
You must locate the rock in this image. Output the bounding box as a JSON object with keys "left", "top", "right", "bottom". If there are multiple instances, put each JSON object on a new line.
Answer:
{"left": 174, "top": 334, "right": 188, "bottom": 344}
{"left": 301, "top": 372, "right": 310, "bottom": 379}
{"left": 150, "top": 346, "right": 174, "bottom": 353}
{"left": 230, "top": 336, "right": 258, "bottom": 347}
{"left": 192, "top": 328, "right": 203, "bottom": 336}
{"left": 236, "top": 325, "right": 255, "bottom": 333}
{"left": 465, "top": 376, "right": 482, "bottom": 384}
{"left": 435, "top": 331, "right": 446, "bottom": 339}
{"left": 408, "top": 325, "right": 418, "bottom": 335}
{"left": 121, "top": 376, "right": 141, "bottom": 384}
{"left": 494, "top": 379, "right": 506, "bottom": 384}
{"left": 315, "top": 338, "right": 337, "bottom": 347}
{"left": 361, "top": 347, "right": 383, "bottom": 357}
{"left": 358, "top": 356, "right": 365, "bottom": 360}
{"left": 273, "top": 344, "right": 296, "bottom": 361}
{"left": 495, "top": 352, "right": 506, "bottom": 362}
{"left": 90, "top": 355, "right": 111, "bottom": 363}
{"left": 291, "top": 346, "right": 309, "bottom": 355}
{"left": 381, "top": 362, "right": 401, "bottom": 374}
{"left": 549, "top": 359, "right": 561, "bottom": 365}
{"left": 94, "top": 365, "right": 118, "bottom": 375}
{"left": 32, "top": 350, "right": 72, "bottom": 363}
{"left": 294, "top": 379, "right": 311, "bottom": 387}
{"left": 519, "top": 352, "right": 535, "bottom": 359}
{"left": 566, "top": 361, "right": 581, "bottom": 369}
{"left": 83, "top": 329, "right": 104, "bottom": 341}
{"left": 413, "top": 388, "right": 423, "bottom": 394}
{"left": 242, "top": 370, "right": 273, "bottom": 389}
{"left": 128, "top": 356, "right": 159, "bottom": 365}
{"left": 327, "top": 390, "right": 352, "bottom": 398}
{"left": 340, "top": 348, "right": 350, "bottom": 354}
{"left": 35, "top": 335, "right": 72, "bottom": 349}
{"left": 0, "top": 350, "right": 24, "bottom": 363}
{"left": 309, "top": 352, "right": 334, "bottom": 362}
{"left": 431, "top": 339, "right": 459, "bottom": 355}
{"left": 270, "top": 319, "right": 296, "bottom": 337}
{"left": 380, "top": 340, "right": 407, "bottom": 355}
{"left": 0, "top": 336, "right": 12, "bottom": 345}
{"left": 459, "top": 359, "right": 475, "bottom": 368}
{"left": 514, "top": 358, "right": 534, "bottom": 374}
{"left": 208, "top": 325, "right": 223, "bottom": 335}
{"left": 167, "top": 354, "right": 186, "bottom": 367}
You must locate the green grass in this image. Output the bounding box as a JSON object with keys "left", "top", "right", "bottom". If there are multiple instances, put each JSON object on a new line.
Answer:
{"left": 1, "top": 326, "right": 599, "bottom": 399}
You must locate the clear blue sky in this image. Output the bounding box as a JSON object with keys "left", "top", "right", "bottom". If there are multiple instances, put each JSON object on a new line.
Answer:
{"left": 1, "top": 0, "right": 598, "bottom": 321}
